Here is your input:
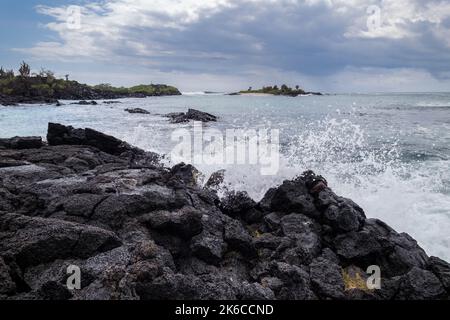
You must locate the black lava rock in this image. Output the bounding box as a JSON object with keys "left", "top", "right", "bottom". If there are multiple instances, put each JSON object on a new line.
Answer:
{"left": 124, "top": 108, "right": 150, "bottom": 114}
{"left": 166, "top": 109, "right": 217, "bottom": 123}
{"left": 0, "top": 124, "right": 448, "bottom": 300}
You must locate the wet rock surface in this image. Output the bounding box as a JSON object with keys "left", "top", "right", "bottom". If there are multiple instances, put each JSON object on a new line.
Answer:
{"left": 0, "top": 123, "right": 449, "bottom": 300}
{"left": 0, "top": 137, "right": 43, "bottom": 150}
{"left": 0, "top": 93, "right": 58, "bottom": 106}
{"left": 46, "top": 123, "right": 160, "bottom": 166}
{"left": 71, "top": 100, "right": 98, "bottom": 106}
{"left": 166, "top": 109, "right": 217, "bottom": 123}
{"left": 124, "top": 108, "right": 150, "bottom": 114}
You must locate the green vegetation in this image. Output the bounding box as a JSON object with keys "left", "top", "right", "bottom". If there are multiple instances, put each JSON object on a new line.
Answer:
{"left": 91, "top": 83, "right": 180, "bottom": 96}
{"left": 0, "top": 62, "right": 181, "bottom": 105}
{"left": 239, "top": 84, "right": 321, "bottom": 96}
{"left": 0, "top": 67, "right": 15, "bottom": 79}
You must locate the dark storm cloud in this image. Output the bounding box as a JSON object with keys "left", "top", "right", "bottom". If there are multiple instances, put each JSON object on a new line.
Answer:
{"left": 15, "top": 0, "right": 450, "bottom": 91}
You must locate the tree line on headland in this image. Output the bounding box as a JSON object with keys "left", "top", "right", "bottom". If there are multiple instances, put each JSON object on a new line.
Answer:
{"left": 0, "top": 62, "right": 181, "bottom": 106}
{"left": 237, "top": 84, "right": 322, "bottom": 96}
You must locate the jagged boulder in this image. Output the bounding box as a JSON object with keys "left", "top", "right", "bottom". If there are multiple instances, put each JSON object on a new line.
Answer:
{"left": 322, "top": 197, "right": 366, "bottom": 233}
{"left": 166, "top": 109, "right": 217, "bottom": 123}
{"left": 47, "top": 123, "right": 159, "bottom": 166}
{"left": 333, "top": 219, "right": 429, "bottom": 277}
{"left": 0, "top": 213, "right": 121, "bottom": 269}
{"left": 428, "top": 256, "right": 450, "bottom": 292}
{"left": 47, "top": 123, "right": 129, "bottom": 156}
{"left": 269, "top": 262, "right": 316, "bottom": 300}
{"left": 223, "top": 217, "right": 256, "bottom": 256}
{"left": 204, "top": 170, "right": 225, "bottom": 190}
{"left": 191, "top": 211, "right": 226, "bottom": 265}
{"left": 143, "top": 207, "right": 203, "bottom": 239}
{"left": 220, "top": 191, "right": 256, "bottom": 215}
{"left": 310, "top": 257, "right": 345, "bottom": 299}
{"left": 259, "top": 178, "right": 320, "bottom": 219}
{"left": 167, "top": 163, "right": 200, "bottom": 187}
{"left": 277, "top": 213, "right": 322, "bottom": 265}
{"left": 396, "top": 267, "right": 447, "bottom": 300}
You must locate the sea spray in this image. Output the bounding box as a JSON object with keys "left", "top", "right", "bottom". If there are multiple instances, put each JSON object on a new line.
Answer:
{"left": 1, "top": 93, "right": 449, "bottom": 261}
{"left": 182, "top": 117, "right": 450, "bottom": 261}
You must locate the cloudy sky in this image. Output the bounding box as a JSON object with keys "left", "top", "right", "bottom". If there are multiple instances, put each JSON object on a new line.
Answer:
{"left": 1, "top": 0, "right": 450, "bottom": 92}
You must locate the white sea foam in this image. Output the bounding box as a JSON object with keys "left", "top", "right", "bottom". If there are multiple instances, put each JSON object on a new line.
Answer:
{"left": 185, "top": 117, "right": 450, "bottom": 261}
{"left": 181, "top": 91, "right": 207, "bottom": 95}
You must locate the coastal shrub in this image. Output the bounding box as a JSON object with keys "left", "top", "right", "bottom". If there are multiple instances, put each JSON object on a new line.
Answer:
{"left": 129, "top": 84, "right": 180, "bottom": 96}
{"left": 2, "top": 88, "right": 13, "bottom": 95}
{"left": 30, "top": 83, "right": 54, "bottom": 97}
{"left": 0, "top": 67, "right": 14, "bottom": 79}
{"left": 0, "top": 78, "right": 12, "bottom": 87}
{"left": 92, "top": 83, "right": 113, "bottom": 90}
{"left": 38, "top": 68, "right": 55, "bottom": 81}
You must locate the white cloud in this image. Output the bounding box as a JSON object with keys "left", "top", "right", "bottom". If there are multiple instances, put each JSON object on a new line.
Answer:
{"left": 12, "top": 0, "right": 450, "bottom": 91}
{"left": 24, "top": 0, "right": 450, "bottom": 58}
{"left": 345, "top": 0, "right": 450, "bottom": 40}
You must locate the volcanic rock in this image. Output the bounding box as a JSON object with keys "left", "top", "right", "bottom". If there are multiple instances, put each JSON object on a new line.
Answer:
{"left": 124, "top": 108, "right": 150, "bottom": 114}
{"left": 0, "top": 124, "right": 448, "bottom": 300}
{"left": 166, "top": 109, "right": 217, "bottom": 123}
{"left": 0, "top": 137, "right": 43, "bottom": 150}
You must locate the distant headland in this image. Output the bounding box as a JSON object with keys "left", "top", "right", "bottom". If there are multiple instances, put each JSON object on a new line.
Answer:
{"left": 231, "top": 85, "right": 322, "bottom": 97}
{"left": 0, "top": 62, "right": 181, "bottom": 106}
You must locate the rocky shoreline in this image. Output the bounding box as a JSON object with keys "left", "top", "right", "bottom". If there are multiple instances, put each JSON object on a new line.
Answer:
{"left": 0, "top": 89, "right": 181, "bottom": 107}
{"left": 1, "top": 124, "right": 449, "bottom": 300}
{"left": 0, "top": 64, "right": 181, "bottom": 106}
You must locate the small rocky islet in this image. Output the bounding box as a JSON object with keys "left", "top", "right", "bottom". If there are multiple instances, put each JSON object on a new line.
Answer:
{"left": 0, "top": 123, "right": 449, "bottom": 300}
{"left": 233, "top": 85, "right": 323, "bottom": 97}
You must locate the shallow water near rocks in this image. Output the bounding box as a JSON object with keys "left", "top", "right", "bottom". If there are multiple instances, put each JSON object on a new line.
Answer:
{"left": 1, "top": 92, "right": 449, "bottom": 261}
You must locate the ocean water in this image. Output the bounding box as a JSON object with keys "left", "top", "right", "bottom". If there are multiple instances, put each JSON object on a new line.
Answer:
{"left": 1, "top": 93, "right": 449, "bottom": 261}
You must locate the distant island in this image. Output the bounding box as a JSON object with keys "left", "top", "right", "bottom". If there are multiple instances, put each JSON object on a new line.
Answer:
{"left": 0, "top": 62, "right": 181, "bottom": 106}
{"left": 233, "top": 85, "right": 322, "bottom": 97}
